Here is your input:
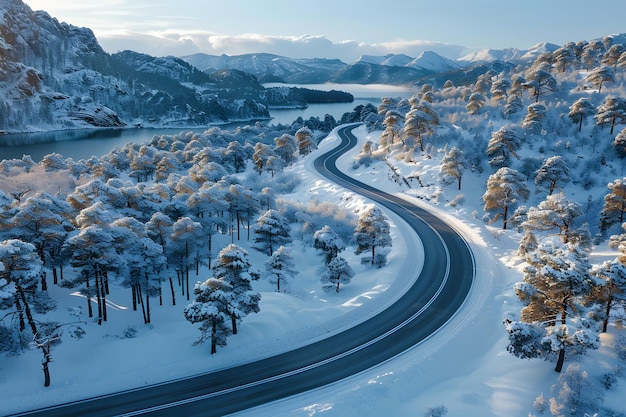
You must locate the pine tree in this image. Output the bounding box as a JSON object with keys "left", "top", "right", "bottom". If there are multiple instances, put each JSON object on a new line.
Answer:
{"left": 490, "top": 77, "right": 511, "bottom": 103}
{"left": 568, "top": 98, "right": 595, "bottom": 132}
{"left": 403, "top": 100, "right": 438, "bottom": 152}
{"left": 613, "top": 127, "right": 626, "bottom": 159}
{"left": 534, "top": 156, "right": 570, "bottom": 196}
{"left": 507, "top": 238, "right": 599, "bottom": 372}
{"left": 483, "top": 167, "right": 530, "bottom": 229}
{"left": 313, "top": 225, "right": 346, "bottom": 265}
{"left": 183, "top": 278, "right": 231, "bottom": 354}
{"left": 486, "top": 125, "right": 521, "bottom": 168}
{"left": 321, "top": 256, "right": 355, "bottom": 293}
{"left": 273, "top": 133, "right": 298, "bottom": 166}
{"left": 589, "top": 259, "right": 626, "bottom": 332}
{"left": 170, "top": 217, "right": 204, "bottom": 301}
{"left": 12, "top": 192, "right": 74, "bottom": 287}
{"left": 465, "top": 92, "right": 486, "bottom": 115}
{"left": 595, "top": 96, "right": 626, "bottom": 135}
{"left": 523, "top": 63, "right": 556, "bottom": 102}
{"left": 212, "top": 244, "right": 260, "bottom": 335}
{"left": 0, "top": 239, "right": 56, "bottom": 386}
{"left": 585, "top": 65, "right": 615, "bottom": 93}
{"left": 380, "top": 110, "right": 404, "bottom": 148}
{"left": 354, "top": 206, "right": 392, "bottom": 266}
{"left": 440, "top": 146, "right": 468, "bottom": 190}
{"left": 265, "top": 246, "right": 297, "bottom": 292}
{"left": 522, "top": 103, "right": 547, "bottom": 135}
{"left": 253, "top": 209, "right": 291, "bottom": 256}
{"left": 522, "top": 193, "right": 582, "bottom": 242}
{"left": 295, "top": 127, "right": 314, "bottom": 156}
{"left": 599, "top": 177, "right": 626, "bottom": 231}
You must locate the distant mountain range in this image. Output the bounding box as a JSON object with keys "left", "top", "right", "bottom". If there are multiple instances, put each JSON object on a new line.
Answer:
{"left": 179, "top": 44, "right": 564, "bottom": 86}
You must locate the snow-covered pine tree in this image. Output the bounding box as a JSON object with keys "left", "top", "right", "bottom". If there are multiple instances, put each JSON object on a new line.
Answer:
{"left": 534, "top": 156, "right": 570, "bottom": 196}
{"left": 506, "top": 238, "right": 599, "bottom": 372}
{"left": 403, "top": 99, "right": 438, "bottom": 152}
{"left": 465, "top": 92, "right": 486, "bottom": 115}
{"left": 595, "top": 96, "right": 626, "bottom": 135}
{"left": 264, "top": 245, "right": 297, "bottom": 292}
{"left": 589, "top": 259, "right": 626, "bottom": 332}
{"left": 183, "top": 278, "right": 232, "bottom": 354}
{"left": 585, "top": 65, "right": 615, "bottom": 93}
{"left": 295, "top": 127, "right": 314, "bottom": 156}
{"left": 225, "top": 183, "right": 259, "bottom": 241}
{"left": 613, "top": 127, "right": 626, "bottom": 160}
{"left": 486, "top": 125, "right": 521, "bottom": 168}
{"left": 440, "top": 146, "right": 468, "bottom": 190}
{"left": 380, "top": 110, "right": 404, "bottom": 149}
{"left": 252, "top": 142, "right": 274, "bottom": 175}
{"left": 523, "top": 63, "right": 556, "bottom": 102}
{"left": 483, "top": 167, "right": 530, "bottom": 229}
{"left": 146, "top": 211, "right": 177, "bottom": 305}
{"left": 568, "top": 97, "right": 595, "bottom": 132}
{"left": 110, "top": 217, "right": 166, "bottom": 323}
{"left": 253, "top": 209, "right": 291, "bottom": 256}
{"left": 599, "top": 177, "right": 626, "bottom": 232}
{"left": 0, "top": 239, "right": 56, "bottom": 386}
{"left": 354, "top": 206, "right": 392, "bottom": 266}
{"left": 522, "top": 192, "right": 582, "bottom": 242}
{"left": 321, "top": 256, "right": 355, "bottom": 293}
{"left": 273, "top": 133, "right": 298, "bottom": 167}
{"left": 187, "top": 182, "right": 229, "bottom": 266}
{"left": 212, "top": 244, "right": 260, "bottom": 335}
{"left": 12, "top": 192, "right": 74, "bottom": 287}
{"left": 313, "top": 225, "right": 346, "bottom": 265}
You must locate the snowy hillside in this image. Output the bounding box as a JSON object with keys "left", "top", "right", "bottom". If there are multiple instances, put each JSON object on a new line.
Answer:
{"left": 3, "top": 0, "right": 626, "bottom": 414}
{"left": 2, "top": 31, "right": 626, "bottom": 417}
{"left": 0, "top": 0, "right": 272, "bottom": 133}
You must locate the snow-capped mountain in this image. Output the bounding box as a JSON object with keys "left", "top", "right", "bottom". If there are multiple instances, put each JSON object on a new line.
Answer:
{"left": 356, "top": 51, "right": 462, "bottom": 72}
{"left": 182, "top": 51, "right": 461, "bottom": 85}
{"left": 458, "top": 42, "right": 561, "bottom": 63}
{"left": 181, "top": 52, "right": 346, "bottom": 84}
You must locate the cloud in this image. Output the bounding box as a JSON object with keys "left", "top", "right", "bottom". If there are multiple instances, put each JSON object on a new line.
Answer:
{"left": 97, "top": 31, "right": 474, "bottom": 62}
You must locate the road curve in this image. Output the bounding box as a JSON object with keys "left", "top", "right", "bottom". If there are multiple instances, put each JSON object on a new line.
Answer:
{"left": 11, "top": 124, "right": 475, "bottom": 417}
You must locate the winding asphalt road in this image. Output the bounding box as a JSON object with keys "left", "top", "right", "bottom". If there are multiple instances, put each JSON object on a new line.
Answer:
{"left": 10, "top": 124, "right": 475, "bottom": 417}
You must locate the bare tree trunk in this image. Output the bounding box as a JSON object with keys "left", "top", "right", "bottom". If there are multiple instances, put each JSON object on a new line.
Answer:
{"left": 17, "top": 285, "right": 52, "bottom": 386}
{"left": 186, "top": 268, "right": 190, "bottom": 301}
{"left": 211, "top": 318, "right": 217, "bottom": 355}
{"left": 603, "top": 293, "right": 613, "bottom": 333}
{"left": 145, "top": 274, "right": 151, "bottom": 324}
{"left": 14, "top": 293, "right": 25, "bottom": 331}
{"left": 169, "top": 277, "right": 176, "bottom": 306}
{"left": 555, "top": 348, "right": 565, "bottom": 372}
{"left": 132, "top": 284, "right": 137, "bottom": 311}
{"left": 104, "top": 271, "right": 110, "bottom": 295}
{"left": 94, "top": 269, "right": 102, "bottom": 325}
{"left": 52, "top": 268, "right": 58, "bottom": 285}
{"left": 41, "top": 271, "right": 47, "bottom": 291}
{"left": 137, "top": 283, "right": 147, "bottom": 324}
{"left": 85, "top": 276, "right": 93, "bottom": 318}
{"left": 231, "top": 312, "right": 238, "bottom": 335}
{"left": 100, "top": 273, "right": 107, "bottom": 323}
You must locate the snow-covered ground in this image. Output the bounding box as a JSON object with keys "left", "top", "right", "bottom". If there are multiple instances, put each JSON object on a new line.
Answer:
{"left": 1, "top": 125, "right": 624, "bottom": 416}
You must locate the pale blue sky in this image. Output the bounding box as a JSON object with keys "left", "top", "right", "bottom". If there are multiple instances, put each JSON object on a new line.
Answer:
{"left": 24, "top": 0, "right": 626, "bottom": 61}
